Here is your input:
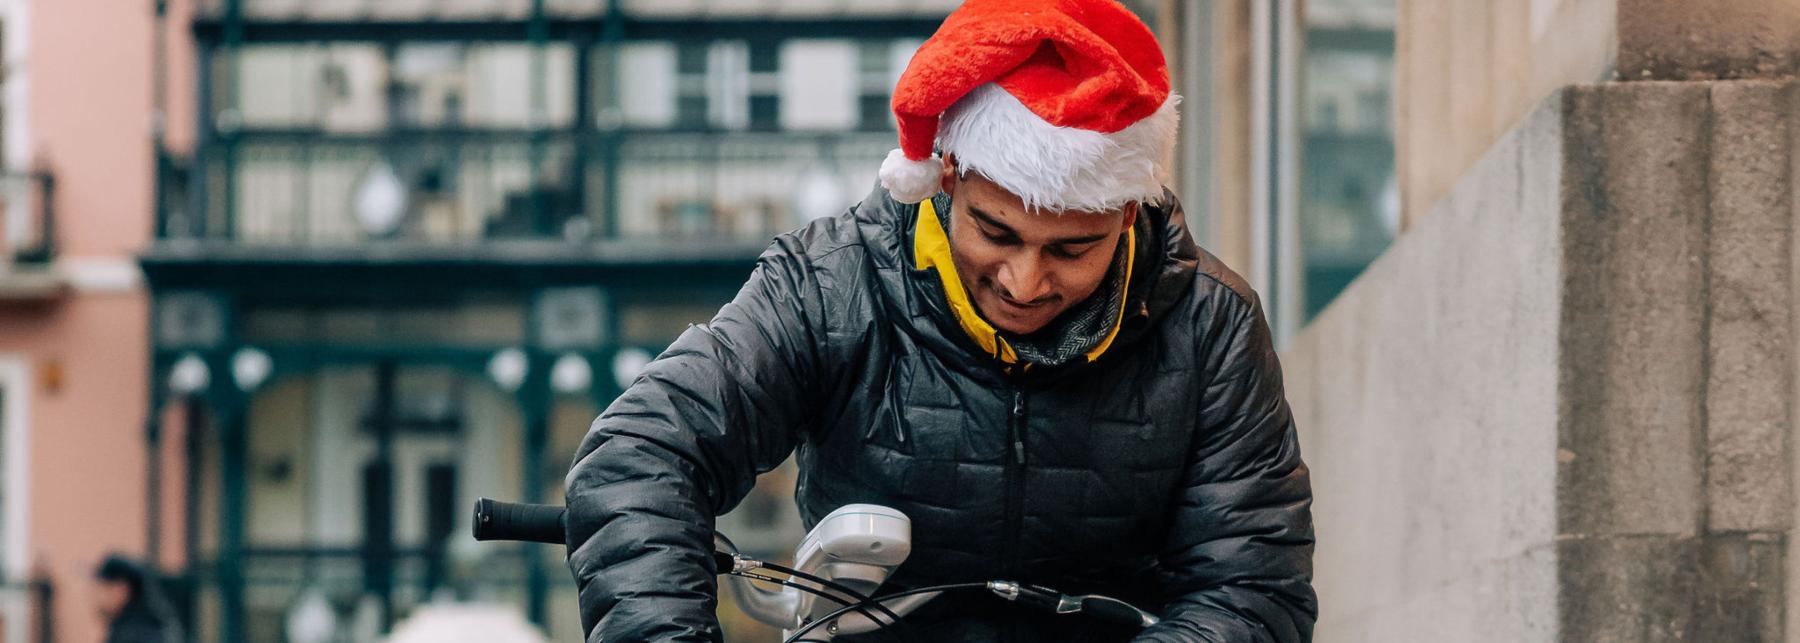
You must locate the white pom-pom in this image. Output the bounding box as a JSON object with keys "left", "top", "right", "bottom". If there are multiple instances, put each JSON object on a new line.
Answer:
{"left": 879, "top": 149, "right": 943, "bottom": 204}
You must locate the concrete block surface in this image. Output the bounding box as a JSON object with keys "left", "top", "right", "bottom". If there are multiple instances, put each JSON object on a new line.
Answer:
{"left": 1558, "top": 82, "right": 1710, "bottom": 538}
{"left": 1291, "top": 88, "right": 1564, "bottom": 642}
{"left": 1704, "top": 80, "right": 1795, "bottom": 534}
{"left": 1619, "top": 0, "right": 1800, "bottom": 80}
{"left": 1559, "top": 535, "right": 1783, "bottom": 643}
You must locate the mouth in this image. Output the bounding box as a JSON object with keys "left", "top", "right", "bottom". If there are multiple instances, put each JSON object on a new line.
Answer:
{"left": 994, "top": 290, "right": 1054, "bottom": 315}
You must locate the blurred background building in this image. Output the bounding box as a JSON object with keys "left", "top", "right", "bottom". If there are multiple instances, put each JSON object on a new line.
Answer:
{"left": 25, "top": 0, "right": 1800, "bottom": 642}
{"left": 145, "top": 1, "right": 958, "bottom": 641}
{"left": 4, "top": 0, "right": 1404, "bottom": 642}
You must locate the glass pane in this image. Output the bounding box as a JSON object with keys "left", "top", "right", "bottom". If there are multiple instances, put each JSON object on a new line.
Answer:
{"left": 1298, "top": 0, "right": 1398, "bottom": 321}
{"left": 607, "top": 131, "right": 890, "bottom": 241}
{"left": 228, "top": 43, "right": 576, "bottom": 132}
{"left": 225, "top": 138, "right": 583, "bottom": 245}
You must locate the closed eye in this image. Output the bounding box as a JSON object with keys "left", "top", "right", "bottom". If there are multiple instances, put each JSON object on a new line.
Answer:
{"left": 1048, "top": 243, "right": 1095, "bottom": 259}
{"left": 980, "top": 226, "right": 1021, "bottom": 246}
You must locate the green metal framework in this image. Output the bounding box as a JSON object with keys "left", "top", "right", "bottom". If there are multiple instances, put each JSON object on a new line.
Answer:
{"left": 147, "top": 1, "right": 946, "bottom": 640}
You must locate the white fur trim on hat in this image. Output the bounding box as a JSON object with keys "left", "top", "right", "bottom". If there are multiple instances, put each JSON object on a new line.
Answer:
{"left": 938, "top": 83, "right": 1180, "bottom": 213}
{"left": 880, "top": 149, "right": 945, "bottom": 204}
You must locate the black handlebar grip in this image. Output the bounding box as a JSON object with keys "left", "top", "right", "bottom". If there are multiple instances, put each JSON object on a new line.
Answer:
{"left": 472, "top": 498, "right": 567, "bottom": 544}
{"left": 1078, "top": 596, "right": 1158, "bottom": 628}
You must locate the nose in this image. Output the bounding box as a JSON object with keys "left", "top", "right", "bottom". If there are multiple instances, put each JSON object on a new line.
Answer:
{"left": 997, "top": 253, "right": 1052, "bottom": 303}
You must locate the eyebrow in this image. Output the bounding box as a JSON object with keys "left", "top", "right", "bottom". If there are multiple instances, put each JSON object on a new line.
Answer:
{"left": 968, "top": 205, "right": 1112, "bottom": 246}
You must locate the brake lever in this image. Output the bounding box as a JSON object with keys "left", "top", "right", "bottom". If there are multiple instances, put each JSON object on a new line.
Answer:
{"left": 986, "top": 581, "right": 1161, "bottom": 627}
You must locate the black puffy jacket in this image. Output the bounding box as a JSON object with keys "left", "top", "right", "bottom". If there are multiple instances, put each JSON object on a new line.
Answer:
{"left": 565, "top": 187, "right": 1315, "bottom": 642}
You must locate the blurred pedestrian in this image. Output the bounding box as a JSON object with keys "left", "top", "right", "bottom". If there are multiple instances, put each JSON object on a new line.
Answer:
{"left": 93, "top": 554, "right": 182, "bottom": 643}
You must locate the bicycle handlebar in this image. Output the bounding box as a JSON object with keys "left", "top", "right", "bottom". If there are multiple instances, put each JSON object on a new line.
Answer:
{"left": 472, "top": 498, "right": 566, "bottom": 544}
{"left": 470, "top": 498, "right": 1160, "bottom": 635}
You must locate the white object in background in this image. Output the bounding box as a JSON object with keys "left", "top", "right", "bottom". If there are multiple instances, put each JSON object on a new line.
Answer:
{"left": 1378, "top": 174, "right": 1401, "bottom": 236}
{"left": 610, "top": 347, "right": 652, "bottom": 390}
{"left": 168, "top": 353, "right": 210, "bottom": 396}
{"left": 284, "top": 588, "right": 336, "bottom": 643}
{"left": 550, "top": 353, "right": 592, "bottom": 395}
{"left": 381, "top": 603, "right": 549, "bottom": 643}
{"left": 232, "top": 347, "right": 273, "bottom": 392}
{"left": 354, "top": 160, "right": 408, "bottom": 237}
{"left": 794, "top": 168, "right": 847, "bottom": 223}
{"left": 350, "top": 595, "right": 385, "bottom": 643}
{"left": 487, "top": 348, "right": 528, "bottom": 393}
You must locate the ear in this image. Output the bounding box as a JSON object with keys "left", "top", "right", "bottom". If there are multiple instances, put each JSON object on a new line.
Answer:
{"left": 1120, "top": 202, "right": 1139, "bottom": 230}
{"left": 939, "top": 153, "right": 959, "bottom": 196}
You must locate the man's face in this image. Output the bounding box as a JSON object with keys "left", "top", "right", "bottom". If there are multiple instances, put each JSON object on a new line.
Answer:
{"left": 940, "top": 164, "right": 1137, "bottom": 335}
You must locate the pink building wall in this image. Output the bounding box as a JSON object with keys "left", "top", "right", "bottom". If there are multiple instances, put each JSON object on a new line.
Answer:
{"left": 0, "top": 0, "right": 187, "bottom": 641}
{"left": 31, "top": 0, "right": 155, "bottom": 259}
{"left": 0, "top": 298, "right": 150, "bottom": 643}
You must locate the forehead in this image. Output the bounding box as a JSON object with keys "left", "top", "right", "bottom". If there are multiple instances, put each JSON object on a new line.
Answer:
{"left": 956, "top": 172, "right": 1123, "bottom": 238}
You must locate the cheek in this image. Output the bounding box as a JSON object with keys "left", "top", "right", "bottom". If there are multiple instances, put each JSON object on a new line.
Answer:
{"left": 1062, "top": 254, "right": 1115, "bottom": 295}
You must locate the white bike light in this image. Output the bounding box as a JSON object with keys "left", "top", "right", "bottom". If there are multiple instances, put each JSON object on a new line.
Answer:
{"left": 724, "top": 504, "right": 917, "bottom": 638}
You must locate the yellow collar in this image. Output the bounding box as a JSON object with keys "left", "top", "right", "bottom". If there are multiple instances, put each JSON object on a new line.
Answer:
{"left": 911, "top": 198, "right": 1135, "bottom": 366}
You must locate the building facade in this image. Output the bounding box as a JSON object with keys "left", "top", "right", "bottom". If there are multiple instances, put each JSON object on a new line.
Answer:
{"left": 0, "top": 0, "right": 1415, "bottom": 641}
{"left": 0, "top": 1, "right": 165, "bottom": 643}
{"left": 145, "top": 1, "right": 965, "bottom": 641}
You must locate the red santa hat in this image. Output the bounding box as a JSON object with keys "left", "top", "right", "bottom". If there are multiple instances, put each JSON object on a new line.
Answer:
{"left": 880, "top": 0, "right": 1179, "bottom": 213}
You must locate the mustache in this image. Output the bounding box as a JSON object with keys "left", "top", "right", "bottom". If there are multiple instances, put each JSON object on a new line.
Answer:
{"left": 984, "top": 280, "right": 1058, "bottom": 306}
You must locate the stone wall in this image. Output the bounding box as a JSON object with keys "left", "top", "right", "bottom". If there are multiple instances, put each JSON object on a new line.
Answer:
{"left": 1395, "top": 0, "right": 1800, "bottom": 229}
{"left": 1288, "top": 79, "right": 1797, "bottom": 641}
{"left": 1286, "top": 85, "right": 1565, "bottom": 643}
{"left": 1556, "top": 80, "right": 1791, "bottom": 642}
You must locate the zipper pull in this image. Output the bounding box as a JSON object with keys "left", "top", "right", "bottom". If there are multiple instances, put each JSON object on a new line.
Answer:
{"left": 1010, "top": 391, "right": 1026, "bottom": 464}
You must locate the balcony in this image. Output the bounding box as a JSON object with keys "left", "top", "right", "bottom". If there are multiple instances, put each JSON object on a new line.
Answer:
{"left": 145, "top": 130, "right": 890, "bottom": 290}
{"left": 167, "top": 129, "right": 885, "bottom": 244}
{"left": 159, "top": 1, "right": 941, "bottom": 291}
{"left": 0, "top": 171, "right": 64, "bottom": 302}
{"left": 189, "top": 0, "right": 956, "bottom": 44}
{"left": 194, "top": 0, "right": 961, "bottom": 21}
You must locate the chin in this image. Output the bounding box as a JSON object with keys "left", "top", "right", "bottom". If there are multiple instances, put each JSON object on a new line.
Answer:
{"left": 994, "top": 321, "right": 1039, "bottom": 335}
{"left": 990, "top": 312, "right": 1052, "bottom": 335}
{"left": 974, "top": 288, "right": 1058, "bottom": 334}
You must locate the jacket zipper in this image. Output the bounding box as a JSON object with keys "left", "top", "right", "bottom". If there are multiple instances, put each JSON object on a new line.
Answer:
{"left": 1003, "top": 384, "right": 1027, "bottom": 569}
{"left": 1003, "top": 383, "right": 1028, "bottom": 642}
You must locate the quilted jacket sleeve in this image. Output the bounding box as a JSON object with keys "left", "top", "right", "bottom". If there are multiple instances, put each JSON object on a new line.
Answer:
{"left": 1134, "top": 290, "right": 1317, "bottom": 643}
{"left": 564, "top": 238, "right": 825, "bottom": 642}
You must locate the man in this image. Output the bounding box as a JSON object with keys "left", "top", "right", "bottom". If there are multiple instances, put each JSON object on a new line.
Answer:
{"left": 565, "top": 1, "right": 1316, "bottom": 641}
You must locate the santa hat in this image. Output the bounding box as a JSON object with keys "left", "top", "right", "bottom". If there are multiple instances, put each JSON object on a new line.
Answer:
{"left": 879, "top": 0, "right": 1179, "bottom": 213}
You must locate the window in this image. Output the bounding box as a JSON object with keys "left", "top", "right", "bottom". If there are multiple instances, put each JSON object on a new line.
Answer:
{"left": 1296, "top": 0, "right": 1397, "bottom": 321}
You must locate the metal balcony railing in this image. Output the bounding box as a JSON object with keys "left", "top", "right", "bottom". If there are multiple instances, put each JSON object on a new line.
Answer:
{"left": 195, "top": 0, "right": 961, "bottom": 22}
{"left": 163, "top": 130, "right": 890, "bottom": 246}
{"left": 1, "top": 171, "right": 56, "bottom": 268}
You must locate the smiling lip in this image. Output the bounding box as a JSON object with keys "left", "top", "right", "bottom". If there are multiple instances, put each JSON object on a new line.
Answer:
{"left": 996, "top": 292, "right": 1052, "bottom": 312}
